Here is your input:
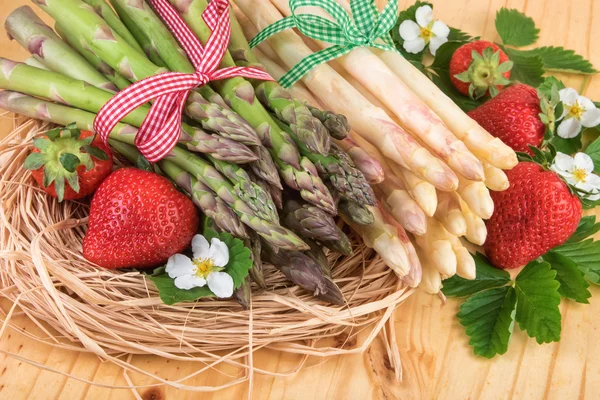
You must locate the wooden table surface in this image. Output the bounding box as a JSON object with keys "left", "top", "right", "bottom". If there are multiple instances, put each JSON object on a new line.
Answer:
{"left": 1, "top": 0, "right": 600, "bottom": 399}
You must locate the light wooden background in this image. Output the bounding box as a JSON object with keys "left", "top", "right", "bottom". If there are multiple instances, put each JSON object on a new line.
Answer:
{"left": 1, "top": 0, "right": 600, "bottom": 399}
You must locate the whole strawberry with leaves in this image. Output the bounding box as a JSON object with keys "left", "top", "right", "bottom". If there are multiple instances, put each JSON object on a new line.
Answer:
{"left": 450, "top": 40, "right": 513, "bottom": 99}
{"left": 24, "top": 124, "right": 113, "bottom": 202}
{"left": 468, "top": 84, "right": 557, "bottom": 153}
{"left": 484, "top": 148, "right": 586, "bottom": 269}
{"left": 83, "top": 168, "right": 200, "bottom": 269}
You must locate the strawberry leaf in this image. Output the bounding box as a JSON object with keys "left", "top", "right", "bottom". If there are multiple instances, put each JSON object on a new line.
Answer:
{"left": 543, "top": 252, "right": 591, "bottom": 303}
{"left": 148, "top": 274, "right": 213, "bottom": 305}
{"left": 501, "top": 47, "right": 545, "bottom": 87}
{"left": 457, "top": 286, "right": 517, "bottom": 359}
{"left": 538, "top": 76, "right": 565, "bottom": 99}
{"left": 566, "top": 216, "right": 600, "bottom": 243}
{"left": 553, "top": 239, "right": 600, "bottom": 285}
{"left": 584, "top": 136, "right": 600, "bottom": 173}
{"left": 550, "top": 134, "right": 582, "bottom": 155}
{"left": 429, "top": 72, "right": 481, "bottom": 112}
{"left": 23, "top": 153, "right": 47, "bottom": 170}
{"left": 442, "top": 253, "right": 511, "bottom": 297}
{"left": 514, "top": 260, "right": 562, "bottom": 344}
{"left": 495, "top": 8, "right": 540, "bottom": 47}
{"left": 508, "top": 46, "right": 597, "bottom": 75}
{"left": 448, "top": 27, "right": 476, "bottom": 43}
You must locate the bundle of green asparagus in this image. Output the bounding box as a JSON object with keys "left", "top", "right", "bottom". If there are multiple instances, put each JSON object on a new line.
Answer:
{"left": 0, "top": 0, "right": 381, "bottom": 306}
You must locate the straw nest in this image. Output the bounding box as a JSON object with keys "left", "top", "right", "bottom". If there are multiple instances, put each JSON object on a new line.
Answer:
{"left": 0, "top": 117, "right": 412, "bottom": 392}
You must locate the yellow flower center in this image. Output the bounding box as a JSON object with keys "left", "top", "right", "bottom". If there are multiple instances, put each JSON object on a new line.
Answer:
{"left": 567, "top": 102, "right": 585, "bottom": 120}
{"left": 420, "top": 26, "right": 433, "bottom": 42}
{"left": 193, "top": 258, "right": 215, "bottom": 279}
{"left": 572, "top": 168, "right": 588, "bottom": 183}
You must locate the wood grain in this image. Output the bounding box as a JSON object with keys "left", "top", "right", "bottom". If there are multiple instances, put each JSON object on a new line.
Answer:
{"left": 1, "top": 0, "right": 599, "bottom": 399}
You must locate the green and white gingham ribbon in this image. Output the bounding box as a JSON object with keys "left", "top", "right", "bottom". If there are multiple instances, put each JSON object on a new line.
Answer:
{"left": 249, "top": 0, "right": 400, "bottom": 88}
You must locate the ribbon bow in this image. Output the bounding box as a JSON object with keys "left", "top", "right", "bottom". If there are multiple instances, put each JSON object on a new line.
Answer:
{"left": 249, "top": 0, "right": 399, "bottom": 88}
{"left": 94, "top": 0, "right": 272, "bottom": 162}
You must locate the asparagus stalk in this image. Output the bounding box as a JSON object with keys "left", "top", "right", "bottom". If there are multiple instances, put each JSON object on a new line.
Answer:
{"left": 54, "top": 22, "right": 131, "bottom": 90}
{"left": 245, "top": 234, "right": 266, "bottom": 288}
{"left": 163, "top": 0, "right": 335, "bottom": 213}
{"left": 0, "top": 59, "right": 257, "bottom": 162}
{"left": 338, "top": 200, "right": 375, "bottom": 226}
{"left": 80, "top": 0, "right": 145, "bottom": 55}
{"left": 226, "top": 11, "right": 331, "bottom": 156}
{"left": 5, "top": 6, "right": 118, "bottom": 92}
{"left": 233, "top": 277, "right": 252, "bottom": 310}
{"left": 336, "top": 136, "right": 384, "bottom": 184}
{"left": 304, "top": 238, "right": 333, "bottom": 277}
{"left": 282, "top": 199, "right": 352, "bottom": 256}
{"left": 0, "top": 90, "right": 306, "bottom": 250}
{"left": 24, "top": 57, "right": 48, "bottom": 70}
{"left": 33, "top": 0, "right": 168, "bottom": 81}
{"left": 262, "top": 243, "right": 345, "bottom": 305}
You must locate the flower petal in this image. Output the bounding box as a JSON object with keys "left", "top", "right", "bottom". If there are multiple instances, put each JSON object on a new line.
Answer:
{"left": 192, "top": 234, "right": 210, "bottom": 260}
{"left": 165, "top": 254, "right": 195, "bottom": 279}
{"left": 174, "top": 275, "right": 206, "bottom": 290}
{"left": 399, "top": 20, "right": 420, "bottom": 41}
{"left": 429, "top": 36, "right": 448, "bottom": 56}
{"left": 552, "top": 152, "right": 575, "bottom": 172}
{"left": 415, "top": 5, "right": 434, "bottom": 27}
{"left": 587, "top": 191, "right": 600, "bottom": 201}
{"left": 580, "top": 107, "right": 600, "bottom": 128}
{"left": 559, "top": 88, "right": 579, "bottom": 105}
{"left": 577, "top": 95, "right": 596, "bottom": 111}
{"left": 208, "top": 238, "right": 229, "bottom": 267}
{"left": 574, "top": 152, "right": 595, "bottom": 173}
{"left": 557, "top": 117, "right": 582, "bottom": 138}
{"left": 431, "top": 20, "right": 450, "bottom": 38}
{"left": 586, "top": 173, "right": 600, "bottom": 189}
{"left": 207, "top": 272, "right": 234, "bottom": 298}
{"left": 403, "top": 38, "right": 426, "bottom": 54}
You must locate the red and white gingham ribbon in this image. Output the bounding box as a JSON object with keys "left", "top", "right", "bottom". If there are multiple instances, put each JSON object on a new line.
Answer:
{"left": 93, "top": 0, "right": 272, "bottom": 162}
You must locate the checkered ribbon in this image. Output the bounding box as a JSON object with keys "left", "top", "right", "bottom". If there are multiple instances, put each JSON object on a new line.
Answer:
{"left": 249, "top": 0, "right": 399, "bottom": 88}
{"left": 93, "top": 0, "right": 272, "bottom": 162}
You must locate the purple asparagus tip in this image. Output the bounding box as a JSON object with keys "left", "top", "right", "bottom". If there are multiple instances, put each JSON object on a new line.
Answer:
{"left": 28, "top": 36, "right": 46, "bottom": 58}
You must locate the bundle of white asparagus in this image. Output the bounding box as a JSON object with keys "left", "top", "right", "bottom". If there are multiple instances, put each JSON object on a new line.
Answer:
{"left": 231, "top": 0, "right": 517, "bottom": 293}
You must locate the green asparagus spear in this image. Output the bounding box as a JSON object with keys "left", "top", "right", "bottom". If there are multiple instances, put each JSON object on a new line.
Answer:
{"left": 245, "top": 233, "right": 266, "bottom": 288}
{"left": 5, "top": 6, "right": 118, "bottom": 91}
{"left": 305, "top": 105, "right": 351, "bottom": 140}
{"left": 304, "top": 238, "right": 332, "bottom": 277}
{"left": 233, "top": 276, "right": 252, "bottom": 310}
{"left": 339, "top": 200, "right": 375, "bottom": 226}
{"left": 54, "top": 22, "right": 131, "bottom": 90}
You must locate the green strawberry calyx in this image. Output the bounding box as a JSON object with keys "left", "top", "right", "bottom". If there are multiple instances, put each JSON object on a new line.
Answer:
{"left": 23, "top": 123, "right": 108, "bottom": 202}
{"left": 537, "top": 83, "right": 563, "bottom": 146}
{"left": 454, "top": 46, "right": 514, "bottom": 99}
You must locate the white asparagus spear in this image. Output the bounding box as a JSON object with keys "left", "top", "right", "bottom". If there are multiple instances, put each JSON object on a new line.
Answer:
{"left": 435, "top": 190, "right": 467, "bottom": 236}
{"left": 415, "top": 247, "right": 443, "bottom": 294}
{"left": 233, "top": 0, "right": 459, "bottom": 192}
{"left": 375, "top": 181, "right": 427, "bottom": 235}
{"left": 341, "top": 206, "right": 411, "bottom": 277}
{"left": 431, "top": 218, "right": 477, "bottom": 280}
{"left": 230, "top": 3, "right": 280, "bottom": 62}
{"left": 457, "top": 176, "right": 494, "bottom": 220}
{"left": 270, "top": 0, "right": 485, "bottom": 183}
{"left": 483, "top": 162, "right": 510, "bottom": 191}
{"left": 461, "top": 200, "right": 488, "bottom": 246}
{"left": 337, "top": 136, "right": 385, "bottom": 184}
{"left": 415, "top": 219, "right": 457, "bottom": 278}
{"left": 388, "top": 161, "right": 437, "bottom": 217}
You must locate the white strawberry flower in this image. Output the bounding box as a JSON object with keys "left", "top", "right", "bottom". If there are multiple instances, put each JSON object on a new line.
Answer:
{"left": 551, "top": 152, "right": 600, "bottom": 200}
{"left": 556, "top": 88, "right": 600, "bottom": 138}
{"left": 165, "top": 234, "right": 234, "bottom": 298}
{"left": 399, "top": 5, "right": 450, "bottom": 56}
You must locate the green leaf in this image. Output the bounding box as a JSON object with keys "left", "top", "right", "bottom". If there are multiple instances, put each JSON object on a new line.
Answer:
{"left": 32, "top": 138, "right": 51, "bottom": 152}
{"left": 442, "top": 253, "right": 511, "bottom": 297}
{"left": 566, "top": 216, "right": 600, "bottom": 243}
{"left": 83, "top": 145, "right": 109, "bottom": 161}
{"left": 553, "top": 239, "right": 600, "bottom": 285}
{"left": 65, "top": 173, "right": 80, "bottom": 194}
{"left": 543, "top": 252, "right": 591, "bottom": 303}
{"left": 390, "top": 1, "right": 433, "bottom": 60}
{"left": 495, "top": 8, "right": 540, "bottom": 47}
{"left": 54, "top": 177, "right": 65, "bottom": 202}
{"left": 214, "top": 230, "right": 253, "bottom": 289}
{"left": 585, "top": 136, "right": 600, "bottom": 173}
{"left": 514, "top": 260, "right": 562, "bottom": 344}
{"left": 448, "top": 27, "right": 477, "bottom": 43}
{"left": 507, "top": 46, "right": 597, "bottom": 75}
{"left": 59, "top": 153, "right": 80, "bottom": 173}
{"left": 23, "top": 153, "right": 47, "bottom": 170}
{"left": 549, "top": 134, "right": 582, "bottom": 155}
{"left": 502, "top": 47, "right": 545, "bottom": 87}
{"left": 457, "top": 286, "right": 517, "bottom": 359}
{"left": 45, "top": 126, "right": 62, "bottom": 141}
{"left": 538, "top": 76, "right": 566, "bottom": 97}
{"left": 148, "top": 274, "right": 213, "bottom": 305}
{"left": 429, "top": 41, "right": 464, "bottom": 73}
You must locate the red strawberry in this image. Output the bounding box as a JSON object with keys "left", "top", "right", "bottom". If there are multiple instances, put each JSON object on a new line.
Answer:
{"left": 484, "top": 162, "right": 582, "bottom": 269}
{"left": 83, "top": 168, "right": 199, "bottom": 269}
{"left": 450, "top": 40, "right": 513, "bottom": 99}
{"left": 468, "top": 84, "right": 546, "bottom": 153}
{"left": 25, "top": 125, "right": 113, "bottom": 202}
